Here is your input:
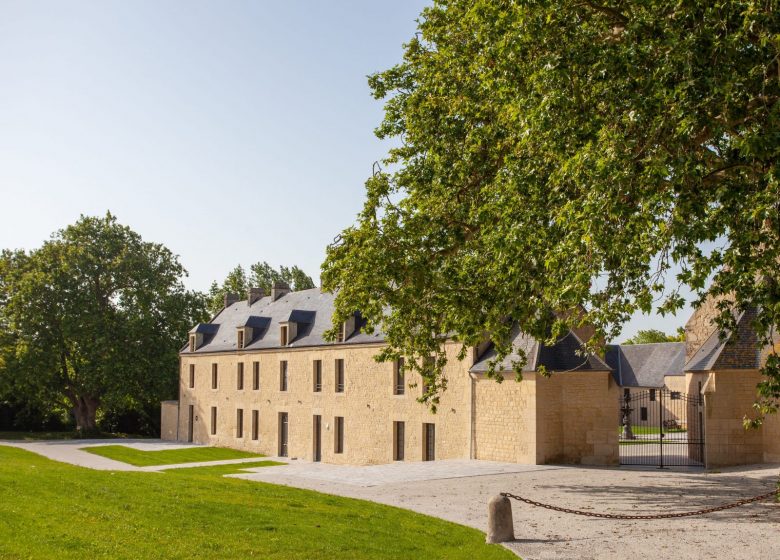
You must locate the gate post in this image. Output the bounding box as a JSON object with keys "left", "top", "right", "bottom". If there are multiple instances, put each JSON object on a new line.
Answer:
{"left": 486, "top": 495, "right": 515, "bottom": 543}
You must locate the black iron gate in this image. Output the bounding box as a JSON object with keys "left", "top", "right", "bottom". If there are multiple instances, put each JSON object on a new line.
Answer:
{"left": 619, "top": 388, "right": 705, "bottom": 468}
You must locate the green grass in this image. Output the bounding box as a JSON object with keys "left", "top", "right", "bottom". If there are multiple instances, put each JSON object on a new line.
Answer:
{"left": 164, "top": 460, "right": 286, "bottom": 476}
{"left": 617, "top": 426, "right": 687, "bottom": 435}
{"left": 0, "top": 446, "right": 513, "bottom": 560}
{"left": 82, "top": 444, "right": 264, "bottom": 466}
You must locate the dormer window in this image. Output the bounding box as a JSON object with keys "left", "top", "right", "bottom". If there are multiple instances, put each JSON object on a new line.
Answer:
{"left": 237, "top": 329, "right": 245, "bottom": 349}
{"left": 337, "top": 313, "right": 357, "bottom": 343}
{"left": 189, "top": 335, "right": 196, "bottom": 352}
{"left": 281, "top": 325, "right": 289, "bottom": 346}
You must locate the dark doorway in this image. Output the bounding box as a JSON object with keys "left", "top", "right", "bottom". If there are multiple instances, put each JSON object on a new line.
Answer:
{"left": 313, "top": 415, "right": 322, "bottom": 462}
{"left": 187, "top": 405, "right": 194, "bottom": 443}
{"left": 423, "top": 423, "right": 435, "bottom": 461}
{"left": 278, "top": 412, "right": 289, "bottom": 457}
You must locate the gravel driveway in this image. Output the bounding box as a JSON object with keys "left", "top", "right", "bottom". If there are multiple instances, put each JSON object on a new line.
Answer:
{"left": 234, "top": 460, "right": 780, "bottom": 560}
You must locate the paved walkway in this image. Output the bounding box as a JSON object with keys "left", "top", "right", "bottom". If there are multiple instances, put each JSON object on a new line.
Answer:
{"left": 0, "top": 438, "right": 283, "bottom": 472}
{"left": 233, "top": 460, "right": 780, "bottom": 560}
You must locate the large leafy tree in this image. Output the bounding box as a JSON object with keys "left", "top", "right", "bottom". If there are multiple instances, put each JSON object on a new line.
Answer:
{"left": 0, "top": 214, "right": 208, "bottom": 432}
{"left": 622, "top": 328, "right": 685, "bottom": 345}
{"left": 322, "top": 0, "right": 780, "bottom": 417}
{"left": 207, "top": 262, "right": 315, "bottom": 313}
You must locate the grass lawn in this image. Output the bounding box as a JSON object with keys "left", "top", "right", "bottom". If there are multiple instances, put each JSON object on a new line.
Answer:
{"left": 0, "top": 445, "right": 514, "bottom": 559}
{"left": 617, "top": 426, "right": 687, "bottom": 435}
{"left": 83, "top": 444, "right": 265, "bottom": 466}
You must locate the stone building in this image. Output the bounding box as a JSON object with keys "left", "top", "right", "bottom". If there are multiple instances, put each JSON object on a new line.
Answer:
{"left": 161, "top": 285, "right": 619, "bottom": 466}
{"left": 161, "top": 286, "right": 780, "bottom": 468}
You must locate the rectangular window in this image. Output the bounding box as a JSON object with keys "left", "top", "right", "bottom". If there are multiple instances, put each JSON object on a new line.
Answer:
{"left": 281, "top": 325, "right": 288, "bottom": 346}
{"left": 393, "top": 421, "right": 405, "bottom": 461}
{"left": 238, "top": 329, "right": 245, "bottom": 349}
{"left": 422, "top": 357, "right": 435, "bottom": 394}
{"left": 251, "top": 410, "right": 259, "bottom": 440}
{"left": 189, "top": 364, "right": 195, "bottom": 388}
{"left": 210, "top": 406, "right": 217, "bottom": 435}
{"left": 252, "top": 361, "right": 260, "bottom": 390}
{"left": 278, "top": 412, "right": 289, "bottom": 457}
{"left": 334, "top": 416, "right": 344, "bottom": 454}
{"left": 640, "top": 407, "right": 648, "bottom": 421}
{"left": 671, "top": 391, "right": 681, "bottom": 400}
{"left": 211, "top": 363, "right": 218, "bottom": 389}
{"left": 335, "top": 359, "right": 344, "bottom": 393}
{"left": 394, "top": 358, "right": 405, "bottom": 395}
{"left": 189, "top": 335, "right": 195, "bottom": 352}
{"left": 237, "top": 362, "right": 244, "bottom": 390}
{"left": 649, "top": 389, "right": 656, "bottom": 402}
{"left": 280, "top": 361, "right": 288, "bottom": 391}
{"left": 313, "top": 360, "right": 322, "bottom": 392}
{"left": 236, "top": 408, "right": 244, "bottom": 438}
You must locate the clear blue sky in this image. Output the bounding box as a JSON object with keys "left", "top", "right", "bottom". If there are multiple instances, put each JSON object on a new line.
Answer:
{"left": 0, "top": 0, "right": 691, "bottom": 342}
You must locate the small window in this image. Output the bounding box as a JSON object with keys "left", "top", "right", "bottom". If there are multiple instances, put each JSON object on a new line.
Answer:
{"left": 280, "top": 361, "right": 288, "bottom": 391}
{"left": 649, "top": 389, "right": 656, "bottom": 402}
{"left": 394, "top": 358, "right": 405, "bottom": 395}
{"left": 189, "top": 364, "right": 195, "bottom": 388}
{"left": 281, "top": 325, "right": 289, "bottom": 346}
{"left": 640, "top": 407, "right": 648, "bottom": 421}
{"left": 422, "top": 357, "right": 434, "bottom": 394}
{"left": 189, "top": 335, "right": 196, "bottom": 352}
{"left": 671, "top": 391, "right": 681, "bottom": 400}
{"left": 393, "top": 421, "right": 405, "bottom": 461}
{"left": 313, "top": 360, "right": 322, "bottom": 392}
{"left": 335, "top": 359, "right": 344, "bottom": 393}
{"left": 423, "top": 423, "right": 435, "bottom": 461}
{"left": 237, "top": 362, "right": 244, "bottom": 390}
{"left": 211, "top": 363, "right": 218, "bottom": 389}
{"left": 334, "top": 416, "right": 344, "bottom": 454}
{"left": 210, "top": 406, "right": 217, "bottom": 435}
{"left": 253, "top": 361, "right": 260, "bottom": 390}
{"left": 237, "top": 329, "right": 245, "bottom": 349}
{"left": 336, "top": 324, "right": 345, "bottom": 343}
{"left": 251, "top": 410, "right": 259, "bottom": 440}
{"left": 236, "top": 408, "right": 244, "bottom": 438}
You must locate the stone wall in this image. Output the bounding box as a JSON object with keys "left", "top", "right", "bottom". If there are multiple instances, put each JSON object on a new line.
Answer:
{"left": 160, "top": 400, "right": 179, "bottom": 441}
{"left": 702, "top": 370, "right": 765, "bottom": 467}
{"left": 177, "top": 342, "right": 471, "bottom": 465}
{"left": 536, "top": 371, "right": 619, "bottom": 465}
{"left": 472, "top": 373, "right": 537, "bottom": 463}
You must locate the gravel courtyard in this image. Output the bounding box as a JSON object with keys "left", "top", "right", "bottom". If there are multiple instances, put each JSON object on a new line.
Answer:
{"left": 234, "top": 460, "right": 780, "bottom": 560}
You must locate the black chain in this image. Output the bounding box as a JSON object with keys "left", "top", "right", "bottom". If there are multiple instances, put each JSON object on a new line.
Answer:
{"left": 501, "top": 488, "right": 779, "bottom": 520}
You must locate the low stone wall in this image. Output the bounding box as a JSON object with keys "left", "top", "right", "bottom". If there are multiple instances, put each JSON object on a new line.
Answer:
{"left": 160, "top": 400, "right": 179, "bottom": 441}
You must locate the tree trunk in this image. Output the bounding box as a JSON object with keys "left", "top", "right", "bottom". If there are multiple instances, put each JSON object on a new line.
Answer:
{"left": 72, "top": 395, "right": 100, "bottom": 435}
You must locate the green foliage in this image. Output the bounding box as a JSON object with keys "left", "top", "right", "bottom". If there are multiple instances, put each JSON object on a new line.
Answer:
{"left": 623, "top": 328, "right": 685, "bottom": 345}
{"left": 322, "top": 0, "right": 780, "bottom": 417}
{"left": 83, "top": 444, "right": 265, "bottom": 466}
{"left": 207, "top": 262, "right": 315, "bottom": 313}
{"left": 0, "top": 213, "right": 208, "bottom": 432}
{"left": 0, "top": 445, "right": 514, "bottom": 559}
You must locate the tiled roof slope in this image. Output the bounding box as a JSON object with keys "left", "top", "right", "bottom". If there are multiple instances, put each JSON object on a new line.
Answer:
{"left": 606, "top": 342, "right": 686, "bottom": 388}
{"left": 469, "top": 325, "right": 612, "bottom": 374}
{"left": 182, "top": 288, "right": 382, "bottom": 354}
{"left": 684, "top": 308, "right": 761, "bottom": 371}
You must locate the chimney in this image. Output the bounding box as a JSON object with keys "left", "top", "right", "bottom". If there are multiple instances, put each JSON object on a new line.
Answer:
{"left": 223, "top": 292, "right": 239, "bottom": 308}
{"left": 271, "top": 282, "right": 291, "bottom": 301}
{"left": 247, "top": 287, "right": 264, "bottom": 305}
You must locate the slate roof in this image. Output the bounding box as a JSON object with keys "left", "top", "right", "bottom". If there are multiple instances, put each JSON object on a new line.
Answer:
{"left": 684, "top": 309, "right": 760, "bottom": 371}
{"left": 182, "top": 288, "right": 382, "bottom": 354}
{"left": 469, "top": 325, "right": 612, "bottom": 374}
{"left": 606, "top": 342, "right": 686, "bottom": 388}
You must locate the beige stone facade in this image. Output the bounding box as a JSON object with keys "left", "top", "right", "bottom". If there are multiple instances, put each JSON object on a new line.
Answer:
{"left": 168, "top": 339, "right": 618, "bottom": 466}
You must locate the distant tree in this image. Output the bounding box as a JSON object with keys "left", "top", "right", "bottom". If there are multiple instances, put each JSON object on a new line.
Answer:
{"left": 0, "top": 214, "right": 208, "bottom": 433}
{"left": 207, "top": 262, "right": 315, "bottom": 313}
{"left": 622, "top": 328, "right": 685, "bottom": 345}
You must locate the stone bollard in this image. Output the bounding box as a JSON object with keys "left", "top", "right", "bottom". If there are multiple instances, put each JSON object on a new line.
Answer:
{"left": 486, "top": 494, "right": 515, "bottom": 544}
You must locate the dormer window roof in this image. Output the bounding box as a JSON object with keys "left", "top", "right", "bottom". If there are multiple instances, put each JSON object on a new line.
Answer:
{"left": 237, "top": 316, "right": 271, "bottom": 349}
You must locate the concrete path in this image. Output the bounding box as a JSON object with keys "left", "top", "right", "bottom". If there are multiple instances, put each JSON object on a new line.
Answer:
{"left": 233, "top": 460, "right": 780, "bottom": 560}
{"left": 0, "top": 438, "right": 283, "bottom": 472}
